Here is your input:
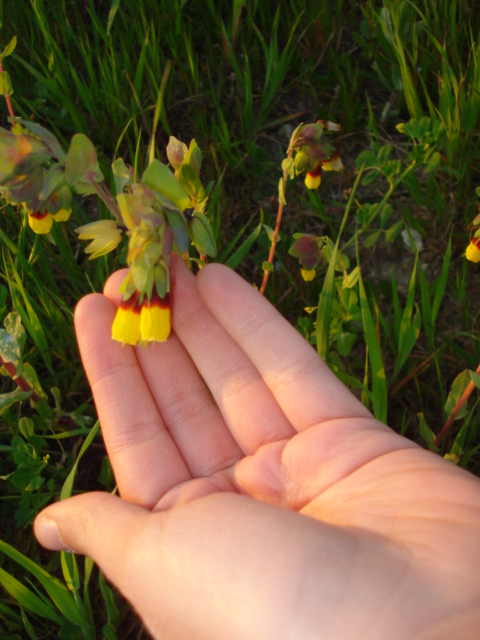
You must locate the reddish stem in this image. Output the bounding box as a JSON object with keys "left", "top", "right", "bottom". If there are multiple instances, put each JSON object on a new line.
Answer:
{"left": 434, "top": 361, "right": 480, "bottom": 447}
{"left": 260, "top": 150, "right": 292, "bottom": 295}
{"left": 1, "top": 357, "right": 42, "bottom": 404}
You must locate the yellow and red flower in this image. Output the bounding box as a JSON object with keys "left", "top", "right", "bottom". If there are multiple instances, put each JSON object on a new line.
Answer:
{"left": 112, "top": 288, "right": 171, "bottom": 345}
{"left": 305, "top": 162, "right": 323, "bottom": 190}
{"left": 466, "top": 238, "right": 480, "bottom": 263}
{"left": 26, "top": 207, "right": 71, "bottom": 234}
{"left": 304, "top": 153, "right": 344, "bottom": 191}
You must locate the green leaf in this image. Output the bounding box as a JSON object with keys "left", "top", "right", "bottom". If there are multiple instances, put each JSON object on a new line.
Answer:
{"left": 417, "top": 413, "right": 439, "bottom": 451}
{"left": 281, "top": 156, "right": 295, "bottom": 180}
{"left": 178, "top": 163, "right": 205, "bottom": 204}
{"left": 0, "top": 389, "right": 32, "bottom": 415}
{"left": 142, "top": 160, "right": 190, "bottom": 210}
{"left": 425, "top": 151, "right": 441, "bottom": 173}
{"left": 21, "top": 362, "right": 47, "bottom": 400}
{"left": 0, "top": 36, "right": 17, "bottom": 60}
{"left": 386, "top": 220, "right": 403, "bottom": 242}
{"left": 0, "top": 70, "right": 13, "bottom": 96}
{"left": 185, "top": 139, "right": 202, "bottom": 175}
{"left": 355, "top": 149, "right": 378, "bottom": 169}
{"left": 0, "top": 311, "right": 24, "bottom": 365}
{"left": 18, "top": 417, "right": 35, "bottom": 439}
{"left": 278, "top": 176, "right": 287, "bottom": 205}
{"left": 342, "top": 266, "right": 360, "bottom": 288}
{"left": 361, "top": 169, "right": 381, "bottom": 185}
{"left": 444, "top": 370, "right": 471, "bottom": 420}
{"left": 164, "top": 208, "right": 189, "bottom": 253}
{"left": 336, "top": 331, "right": 357, "bottom": 357}
{"left": 14, "top": 118, "right": 66, "bottom": 163}
{"left": 65, "top": 134, "right": 104, "bottom": 195}
{"left": 111, "top": 157, "right": 132, "bottom": 195}
{"left": 363, "top": 230, "right": 381, "bottom": 247}
{"left": 38, "top": 163, "right": 66, "bottom": 202}
{"left": 190, "top": 211, "right": 217, "bottom": 257}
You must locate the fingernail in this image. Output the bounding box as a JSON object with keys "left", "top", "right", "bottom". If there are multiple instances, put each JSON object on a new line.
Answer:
{"left": 35, "top": 516, "right": 75, "bottom": 553}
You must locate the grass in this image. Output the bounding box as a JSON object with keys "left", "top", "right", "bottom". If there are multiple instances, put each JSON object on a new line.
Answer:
{"left": 1, "top": 0, "right": 480, "bottom": 636}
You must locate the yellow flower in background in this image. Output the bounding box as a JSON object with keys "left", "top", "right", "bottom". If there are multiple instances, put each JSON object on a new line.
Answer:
{"left": 301, "top": 268, "right": 316, "bottom": 282}
{"left": 26, "top": 207, "right": 71, "bottom": 234}
{"left": 76, "top": 219, "right": 123, "bottom": 259}
{"left": 112, "top": 289, "right": 171, "bottom": 345}
{"left": 466, "top": 238, "right": 480, "bottom": 263}
{"left": 322, "top": 153, "right": 344, "bottom": 172}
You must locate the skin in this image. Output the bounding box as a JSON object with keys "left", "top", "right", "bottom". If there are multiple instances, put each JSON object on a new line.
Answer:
{"left": 35, "top": 260, "right": 480, "bottom": 639}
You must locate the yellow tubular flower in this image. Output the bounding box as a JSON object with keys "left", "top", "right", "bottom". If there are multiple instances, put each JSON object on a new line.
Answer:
{"left": 27, "top": 208, "right": 71, "bottom": 235}
{"left": 112, "top": 291, "right": 142, "bottom": 345}
{"left": 301, "top": 268, "right": 316, "bottom": 282}
{"left": 305, "top": 163, "right": 322, "bottom": 190}
{"left": 140, "top": 291, "right": 171, "bottom": 343}
{"left": 322, "top": 153, "right": 344, "bottom": 172}
{"left": 466, "top": 238, "right": 480, "bottom": 263}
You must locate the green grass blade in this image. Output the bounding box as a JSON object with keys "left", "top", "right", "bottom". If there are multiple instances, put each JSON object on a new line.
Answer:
{"left": 357, "top": 273, "right": 388, "bottom": 423}
{"left": 432, "top": 233, "right": 451, "bottom": 325}
{"left": 0, "top": 566, "right": 62, "bottom": 624}
{"left": 224, "top": 212, "right": 264, "bottom": 269}
{"left": 0, "top": 539, "right": 87, "bottom": 628}
{"left": 60, "top": 421, "right": 100, "bottom": 501}
{"left": 107, "top": 0, "right": 122, "bottom": 36}
{"left": 394, "top": 253, "right": 421, "bottom": 376}
{"left": 316, "top": 167, "right": 364, "bottom": 361}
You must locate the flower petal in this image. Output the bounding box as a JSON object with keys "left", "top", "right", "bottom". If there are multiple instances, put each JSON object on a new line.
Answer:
{"left": 28, "top": 211, "right": 53, "bottom": 234}
{"left": 51, "top": 208, "right": 71, "bottom": 222}
{"left": 140, "top": 291, "right": 171, "bottom": 342}
{"left": 305, "top": 167, "right": 322, "bottom": 190}
{"left": 301, "top": 268, "right": 316, "bottom": 282}
{"left": 112, "top": 292, "right": 142, "bottom": 345}
{"left": 322, "top": 153, "right": 343, "bottom": 172}
{"left": 466, "top": 239, "right": 480, "bottom": 263}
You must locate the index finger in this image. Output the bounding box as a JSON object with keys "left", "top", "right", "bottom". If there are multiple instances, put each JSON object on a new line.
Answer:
{"left": 196, "top": 264, "right": 373, "bottom": 432}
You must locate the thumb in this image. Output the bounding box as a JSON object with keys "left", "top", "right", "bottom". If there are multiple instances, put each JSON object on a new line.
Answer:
{"left": 34, "top": 491, "right": 148, "bottom": 562}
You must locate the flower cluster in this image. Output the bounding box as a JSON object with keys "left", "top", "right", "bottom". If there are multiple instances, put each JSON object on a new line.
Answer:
{"left": 290, "top": 120, "right": 343, "bottom": 190}
{"left": 0, "top": 124, "right": 73, "bottom": 234}
{"left": 75, "top": 138, "right": 217, "bottom": 346}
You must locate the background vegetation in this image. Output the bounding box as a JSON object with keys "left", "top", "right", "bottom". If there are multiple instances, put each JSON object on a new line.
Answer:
{"left": 1, "top": 0, "right": 479, "bottom": 636}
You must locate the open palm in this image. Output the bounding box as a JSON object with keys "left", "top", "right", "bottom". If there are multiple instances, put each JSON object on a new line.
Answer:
{"left": 35, "top": 260, "right": 480, "bottom": 640}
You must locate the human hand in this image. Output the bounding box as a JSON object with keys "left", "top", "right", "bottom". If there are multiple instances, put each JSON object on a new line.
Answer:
{"left": 35, "top": 260, "right": 480, "bottom": 639}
